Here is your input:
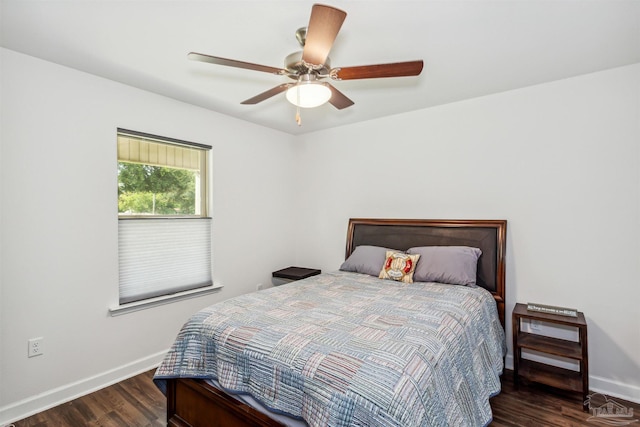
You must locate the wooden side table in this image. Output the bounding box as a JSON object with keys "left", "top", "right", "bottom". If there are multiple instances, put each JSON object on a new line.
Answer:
{"left": 272, "top": 266, "right": 321, "bottom": 286}
{"left": 512, "top": 303, "right": 589, "bottom": 409}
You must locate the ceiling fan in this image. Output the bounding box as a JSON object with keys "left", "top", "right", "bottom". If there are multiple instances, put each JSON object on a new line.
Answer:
{"left": 188, "top": 4, "right": 423, "bottom": 123}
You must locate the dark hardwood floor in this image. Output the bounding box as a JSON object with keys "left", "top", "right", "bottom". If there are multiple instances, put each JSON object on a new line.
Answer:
{"left": 12, "top": 371, "right": 165, "bottom": 427}
{"left": 11, "top": 369, "right": 640, "bottom": 426}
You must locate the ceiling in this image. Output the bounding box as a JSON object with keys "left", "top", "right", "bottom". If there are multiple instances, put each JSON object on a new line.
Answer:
{"left": 2, "top": 0, "right": 639, "bottom": 135}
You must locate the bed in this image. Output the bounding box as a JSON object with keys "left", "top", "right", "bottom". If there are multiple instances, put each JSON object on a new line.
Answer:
{"left": 154, "top": 218, "right": 507, "bottom": 427}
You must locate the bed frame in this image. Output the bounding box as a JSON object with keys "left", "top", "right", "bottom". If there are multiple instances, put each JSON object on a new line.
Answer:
{"left": 165, "top": 218, "right": 507, "bottom": 427}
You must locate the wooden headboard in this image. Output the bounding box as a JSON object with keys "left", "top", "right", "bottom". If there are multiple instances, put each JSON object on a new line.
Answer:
{"left": 345, "top": 218, "right": 507, "bottom": 327}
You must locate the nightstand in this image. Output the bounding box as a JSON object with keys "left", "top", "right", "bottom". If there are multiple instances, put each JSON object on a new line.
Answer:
{"left": 512, "top": 303, "right": 589, "bottom": 410}
{"left": 272, "top": 266, "right": 321, "bottom": 286}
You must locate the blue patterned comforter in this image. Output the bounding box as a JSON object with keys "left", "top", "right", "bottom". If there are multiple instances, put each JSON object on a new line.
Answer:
{"left": 154, "top": 271, "right": 506, "bottom": 426}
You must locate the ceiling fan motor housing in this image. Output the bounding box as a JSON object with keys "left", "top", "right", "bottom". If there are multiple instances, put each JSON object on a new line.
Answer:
{"left": 285, "top": 51, "right": 331, "bottom": 77}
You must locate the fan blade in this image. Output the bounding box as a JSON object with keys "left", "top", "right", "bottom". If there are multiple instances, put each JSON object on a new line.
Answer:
{"left": 302, "top": 4, "right": 346, "bottom": 67}
{"left": 327, "top": 84, "right": 354, "bottom": 110}
{"left": 188, "top": 52, "right": 285, "bottom": 75}
{"left": 331, "top": 60, "right": 424, "bottom": 80}
{"left": 241, "top": 84, "right": 294, "bottom": 105}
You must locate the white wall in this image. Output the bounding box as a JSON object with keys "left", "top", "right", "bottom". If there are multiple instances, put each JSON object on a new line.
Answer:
{"left": 294, "top": 64, "right": 640, "bottom": 402}
{"left": 0, "top": 48, "right": 298, "bottom": 423}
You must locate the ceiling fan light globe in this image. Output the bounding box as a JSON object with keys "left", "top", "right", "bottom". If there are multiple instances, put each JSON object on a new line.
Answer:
{"left": 286, "top": 82, "right": 332, "bottom": 108}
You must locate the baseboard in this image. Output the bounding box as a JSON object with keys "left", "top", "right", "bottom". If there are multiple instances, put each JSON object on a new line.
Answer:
{"left": 505, "top": 353, "right": 640, "bottom": 404}
{"left": 590, "top": 375, "right": 640, "bottom": 404}
{"left": 505, "top": 353, "right": 514, "bottom": 371}
{"left": 0, "top": 350, "right": 167, "bottom": 426}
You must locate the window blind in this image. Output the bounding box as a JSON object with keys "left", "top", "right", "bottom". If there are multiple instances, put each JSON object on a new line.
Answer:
{"left": 118, "top": 218, "right": 212, "bottom": 304}
{"left": 117, "top": 134, "right": 203, "bottom": 171}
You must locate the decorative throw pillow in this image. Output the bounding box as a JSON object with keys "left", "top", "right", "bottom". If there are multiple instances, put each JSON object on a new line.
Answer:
{"left": 378, "top": 251, "right": 420, "bottom": 283}
{"left": 406, "top": 246, "right": 482, "bottom": 285}
{"left": 340, "top": 245, "right": 399, "bottom": 277}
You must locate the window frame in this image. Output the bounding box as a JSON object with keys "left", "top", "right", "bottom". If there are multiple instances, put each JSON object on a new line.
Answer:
{"left": 112, "top": 129, "right": 217, "bottom": 315}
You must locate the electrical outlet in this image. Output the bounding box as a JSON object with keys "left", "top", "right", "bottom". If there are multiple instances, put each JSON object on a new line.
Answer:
{"left": 28, "top": 337, "right": 44, "bottom": 358}
{"left": 530, "top": 319, "right": 541, "bottom": 332}
{"left": 256, "top": 283, "right": 264, "bottom": 291}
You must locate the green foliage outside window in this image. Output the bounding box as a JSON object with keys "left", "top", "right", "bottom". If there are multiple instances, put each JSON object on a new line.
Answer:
{"left": 118, "top": 162, "right": 197, "bottom": 215}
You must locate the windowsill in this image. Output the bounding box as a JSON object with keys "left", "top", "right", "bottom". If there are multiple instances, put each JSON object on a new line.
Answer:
{"left": 109, "top": 282, "right": 223, "bottom": 316}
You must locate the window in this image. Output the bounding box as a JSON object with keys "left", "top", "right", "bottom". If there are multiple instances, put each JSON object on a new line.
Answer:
{"left": 117, "top": 128, "right": 212, "bottom": 306}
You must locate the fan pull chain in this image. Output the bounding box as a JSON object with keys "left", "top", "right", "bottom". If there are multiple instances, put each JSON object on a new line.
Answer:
{"left": 295, "top": 85, "right": 302, "bottom": 126}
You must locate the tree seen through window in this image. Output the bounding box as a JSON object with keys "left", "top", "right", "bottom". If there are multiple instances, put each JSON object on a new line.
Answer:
{"left": 118, "top": 162, "right": 197, "bottom": 215}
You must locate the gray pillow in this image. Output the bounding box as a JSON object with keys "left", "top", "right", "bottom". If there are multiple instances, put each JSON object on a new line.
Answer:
{"left": 340, "top": 245, "right": 399, "bottom": 277}
{"left": 406, "top": 246, "right": 482, "bottom": 285}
